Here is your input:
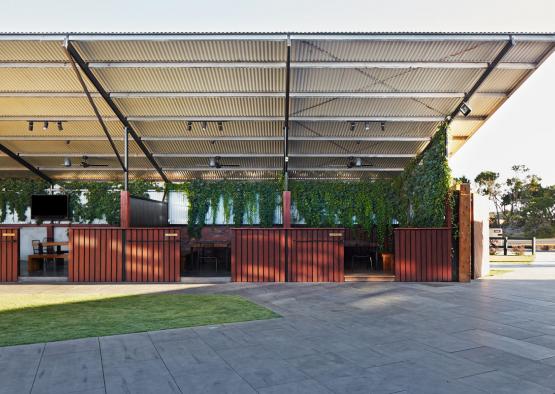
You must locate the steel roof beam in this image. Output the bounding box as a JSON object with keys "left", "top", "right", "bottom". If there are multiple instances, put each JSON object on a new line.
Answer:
{"left": 0, "top": 115, "right": 487, "bottom": 122}
{"left": 0, "top": 92, "right": 508, "bottom": 99}
{"left": 65, "top": 40, "right": 170, "bottom": 183}
{"left": 0, "top": 135, "right": 431, "bottom": 142}
{"left": 6, "top": 152, "right": 283, "bottom": 158}
{"left": 2, "top": 166, "right": 403, "bottom": 172}
{"left": 0, "top": 143, "right": 53, "bottom": 183}
{"left": 0, "top": 61, "right": 537, "bottom": 70}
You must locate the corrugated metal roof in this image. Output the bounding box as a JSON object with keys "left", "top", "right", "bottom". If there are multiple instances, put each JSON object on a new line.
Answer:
{"left": 292, "top": 39, "right": 506, "bottom": 62}
{"left": 73, "top": 39, "right": 286, "bottom": 62}
{"left": 114, "top": 97, "right": 283, "bottom": 117}
{"left": 291, "top": 67, "right": 483, "bottom": 93}
{"left": 93, "top": 67, "right": 285, "bottom": 92}
{"left": 0, "top": 33, "right": 551, "bottom": 181}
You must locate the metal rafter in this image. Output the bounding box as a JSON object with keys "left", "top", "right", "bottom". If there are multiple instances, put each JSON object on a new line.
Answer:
{"left": 0, "top": 144, "right": 52, "bottom": 183}
{"left": 62, "top": 40, "right": 126, "bottom": 171}
{"left": 64, "top": 40, "right": 170, "bottom": 183}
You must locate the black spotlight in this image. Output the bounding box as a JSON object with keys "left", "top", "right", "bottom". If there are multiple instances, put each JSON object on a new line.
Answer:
{"left": 28, "top": 121, "right": 34, "bottom": 131}
{"left": 380, "top": 121, "right": 385, "bottom": 132}
{"left": 186, "top": 121, "right": 192, "bottom": 131}
{"left": 202, "top": 121, "right": 208, "bottom": 132}
{"left": 459, "top": 102, "right": 472, "bottom": 117}
{"left": 43, "top": 121, "right": 49, "bottom": 130}
{"left": 57, "top": 121, "right": 63, "bottom": 131}
{"left": 349, "top": 122, "right": 356, "bottom": 132}
{"left": 217, "top": 121, "right": 223, "bottom": 132}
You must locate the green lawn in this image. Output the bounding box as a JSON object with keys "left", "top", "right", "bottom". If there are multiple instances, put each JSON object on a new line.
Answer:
{"left": 0, "top": 293, "right": 279, "bottom": 347}
{"left": 488, "top": 269, "right": 514, "bottom": 277}
{"left": 490, "top": 255, "right": 535, "bottom": 263}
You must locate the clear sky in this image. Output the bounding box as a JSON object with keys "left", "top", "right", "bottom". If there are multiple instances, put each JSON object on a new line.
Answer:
{"left": 2, "top": 0, "right": 555, "bottom": 184}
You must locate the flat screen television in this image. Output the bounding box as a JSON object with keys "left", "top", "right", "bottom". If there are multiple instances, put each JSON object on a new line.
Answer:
{"left": 31, "top": 195, "right": 69, "bottom": 220}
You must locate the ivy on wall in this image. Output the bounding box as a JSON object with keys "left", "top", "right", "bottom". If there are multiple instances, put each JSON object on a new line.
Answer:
{"left": 0, "top": 179, "right": 155, "bottom": 224}
{"left": 169, "top": 179, "right": 282, "bottom": 237}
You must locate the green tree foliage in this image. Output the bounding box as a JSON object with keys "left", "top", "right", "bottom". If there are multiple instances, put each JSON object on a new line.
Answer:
{"left": 475, "top": 171, "right": 503, "bottom": 226}
{"left": 474, "top": 165, "right": 555, "bottom": 237}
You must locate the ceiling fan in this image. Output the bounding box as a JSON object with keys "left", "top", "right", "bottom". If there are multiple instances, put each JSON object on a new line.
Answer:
{"left": 327, "top": 157, "right": 374, "bottom": 169}
{"left": 195, "top": 156, "right": 240, "bottom": 169}
{"left": 62, "top": 156, "right": 109, "bottom": 168}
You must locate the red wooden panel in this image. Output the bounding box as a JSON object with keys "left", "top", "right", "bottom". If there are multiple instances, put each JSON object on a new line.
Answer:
{"left": 0, "top": 228, "right": 19, "bottom": 282}
{"left": 125, "top": 228, "right": 180, "bottom": 283}
{"left": 394, "top": 228, "right": 452, "bottom": 282}
{"left": 69, "top": 228, "right": 124, "bottom": 282}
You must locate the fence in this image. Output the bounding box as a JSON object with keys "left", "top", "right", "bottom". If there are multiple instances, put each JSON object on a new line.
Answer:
{"left": 69, "top": 227, "right": 180, "bottom": 283}
{"left": 0, "top": 228, "right": 19, "bottom": 282}
{"left": 231, "top": 228, "right": 344, "bottom": 282}
{"left": 490, "top": 237, "right": 536, "bottom": 255}
{"left": 394, "top": 228, "right": 452, "bottom": 282}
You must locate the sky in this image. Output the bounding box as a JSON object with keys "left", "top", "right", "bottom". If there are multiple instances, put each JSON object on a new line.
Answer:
{"left": 2, "top": 0, "right": 555, "bottom": 185}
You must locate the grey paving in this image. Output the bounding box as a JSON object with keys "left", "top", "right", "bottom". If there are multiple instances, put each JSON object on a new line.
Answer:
{"left": 3, "top": 256, "right": 555, "bottom": 393}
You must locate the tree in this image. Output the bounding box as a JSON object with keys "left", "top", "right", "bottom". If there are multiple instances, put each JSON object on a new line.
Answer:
{"left": 474, "top": 171, "right": 504, "bottom": 226}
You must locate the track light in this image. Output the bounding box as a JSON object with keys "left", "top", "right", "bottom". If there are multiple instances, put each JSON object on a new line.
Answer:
{"left": 459, "top": 102, "right": 472, "bottom": 117}
{"left": 186, "top": 121, "right": 192, "bottom": 131}
{"left": 364, "top": 121, "right": 370, "bottom": 131}
{"left": 57, "top": 121, "right": 63, "bottom": 131}
{"left": 217, "top": 121, "right": 223, "bottom": 132}
{"left": 65, "top": 140, "right": 71, "bottom": 145}
{"left": 380, "top": 121, "right": 385, "bottom": 132}
{"left": 202, "top": 121, "right": 208, "bottom": 132}
{"left": 28, "top": 121, "right": 34, "bottom": 131}
{"left": 43, "top": 121, "right": 49, "bottom": 130}
{"left": 349, "top": 122, "right": 356, "bottom": 132}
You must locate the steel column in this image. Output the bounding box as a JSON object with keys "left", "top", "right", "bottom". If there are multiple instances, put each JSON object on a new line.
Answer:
{"left": 124, "top": 127, "right": 129, "bottom": 191}
{"left": 64, "top": 41, "right": 170, "bottom": 184}
{"left": 283, "top": 36, "right": 291, "bottom": 190}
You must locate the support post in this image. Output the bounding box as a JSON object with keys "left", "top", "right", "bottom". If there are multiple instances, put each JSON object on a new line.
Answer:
{"left": 124, "top": 127, "right": 129, "bottom": 191}
{"left": 120, "top": 191, "right": 130, "bottom": 228}
{"left": 283, "top": 191, "right": 291, "bottom": 229}
{"left": 503, "top": 237, "right": 509, "bottom": 256}
{"left": 283, "top": 35, "right": 291, "bottom": 184}
{"left": 532, "top": 237, "right": 536, "bottom": 255}
{"left": 458, "top": 183, "right": 471, "bottom": 282}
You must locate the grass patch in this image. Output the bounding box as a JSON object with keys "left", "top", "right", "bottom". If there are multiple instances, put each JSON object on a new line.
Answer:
{"left": 490, "top": 255, "right": 535, "bottom": 263}
{"left": 0, "top": 293, "right": 279, "bottom": 347}
{"left": 488, "top": 269, "right": 513, "bottom": 277}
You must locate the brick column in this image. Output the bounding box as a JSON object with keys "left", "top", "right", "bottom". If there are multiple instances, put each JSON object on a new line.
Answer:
{"left": 120, "top": 191, "right": 130, "bottom": 228}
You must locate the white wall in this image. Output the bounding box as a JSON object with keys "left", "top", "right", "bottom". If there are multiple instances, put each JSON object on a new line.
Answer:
{"left": 473, "top": 194, "right": 490, "bottom": 279}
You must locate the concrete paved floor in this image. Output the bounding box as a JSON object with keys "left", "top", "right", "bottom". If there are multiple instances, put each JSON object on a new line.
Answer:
{"left": 3, "top": 257, "right": 555, "bottom": 393}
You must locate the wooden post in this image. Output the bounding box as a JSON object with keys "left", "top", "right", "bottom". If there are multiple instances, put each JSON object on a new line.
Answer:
{"left": 283, "top": 191, "right": 291, "bottom": 228}
{"left": 458, "top": 183, "right": 471, "bottom": 282}
{"left": 120, "top": 191, "right": 130, "bottom": 228}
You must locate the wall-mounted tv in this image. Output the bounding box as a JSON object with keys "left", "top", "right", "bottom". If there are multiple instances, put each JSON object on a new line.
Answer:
{"left": 31, "top": 195, "right": 69, "bottom": 220}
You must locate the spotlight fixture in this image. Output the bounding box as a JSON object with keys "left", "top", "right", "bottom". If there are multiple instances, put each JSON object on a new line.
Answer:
{"left": 43, "top": 121, "right": 49, "bottom": 130}
{"left": 380, "top": 121, "right": 385, "bottom": 132}
{"left": 63, "top": 157, "right": 72, "bottom": 167}
{"left": 28, "top": 121, "right": 34, "bottom": 131}
{"left": 57, "top": 121, "right": 63, "bottom": 131}
{"left": 65, "top": 140, "right": 71, "bottom": 145}
{"left": 349, "top": 122, "right": 356, "bottom": 132}
{"left": 459, "top": 102, "right": 472, "bottom": 117}
{"left": 364, "top": 121, "right": 370, "bottom": 131}
{"left": 202, "top": 121, "right": 208, "bottom": 132}
{"left": 186, "top": 121, "right": 192, "bottom": 131}
{"left": 217, "top": 121, "right": 223, "bottom": 132}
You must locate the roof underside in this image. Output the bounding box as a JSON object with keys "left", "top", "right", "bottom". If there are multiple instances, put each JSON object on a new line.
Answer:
{"left": 0, "top": 33, "right": 553, "bottom": 181}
